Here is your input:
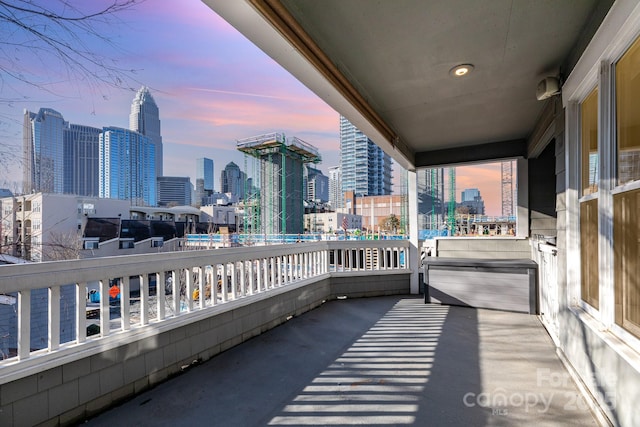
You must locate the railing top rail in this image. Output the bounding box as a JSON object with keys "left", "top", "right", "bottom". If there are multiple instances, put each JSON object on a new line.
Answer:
{"left": 0, "top": 240, "right": 407, "bottom": 292}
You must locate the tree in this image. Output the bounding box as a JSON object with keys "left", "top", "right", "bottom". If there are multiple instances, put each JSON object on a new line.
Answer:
{"left": 379, "top": 214, "right": 400, "bottom": 234}
{"left": 43, "top": 230, "right": 83, "bottom": 261}
{"left": 0, "top": 0, "right": 142, "bottom": 101}
{"left": 0, "top": 0, "right": 143, "bottom": 171}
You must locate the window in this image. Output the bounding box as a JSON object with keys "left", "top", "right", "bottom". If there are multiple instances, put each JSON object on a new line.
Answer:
{"left": 613, "top": 35, "right": 640, "bottom": 338}
{"left": 615, "top": 40, "right": 640, "bottom": 185}
{"left": 119, "top": 240, "right": 134, "bottom": 249}
{"left": 581, "top": 89, "right": 598, "bottom": 196}
{"left": 579, "top": 87, "right": 599, "bottom": 310}
{"left": 84, "top": 240, "right": 99, "bottom": 250}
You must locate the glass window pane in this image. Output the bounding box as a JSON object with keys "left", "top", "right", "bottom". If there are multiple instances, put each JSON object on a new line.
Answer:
{"left": 614, "top": 188, "right": 640, "bottom": 337}
{"left": 616, "top": 38, "right": 640, "bottom": 185}
{"left": 581, "top": 88, "right": 598, "bottom": 196}
{"left": 580, "top": 198, "right": 599, "bottom": 309}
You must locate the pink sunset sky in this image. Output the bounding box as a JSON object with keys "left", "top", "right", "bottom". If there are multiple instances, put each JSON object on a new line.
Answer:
{"left": 0, "top": 0, "right": 504, "bottom": 215}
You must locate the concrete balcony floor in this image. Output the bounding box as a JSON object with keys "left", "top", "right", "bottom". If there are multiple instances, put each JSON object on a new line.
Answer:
{"left": 85, "top": 296, "right": 599, "bottom": 426}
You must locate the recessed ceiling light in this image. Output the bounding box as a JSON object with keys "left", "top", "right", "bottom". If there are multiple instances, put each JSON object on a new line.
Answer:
{"left": 450, "top": 64, "right": 474, "bottom": 77}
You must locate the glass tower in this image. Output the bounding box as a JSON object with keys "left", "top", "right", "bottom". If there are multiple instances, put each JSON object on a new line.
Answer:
{"left": 130, "top": 86, "right": 163, "bottom": 177}
{"left": 196, "top": 158, "right": 214, "bottom": 192}
{"left": 99, "top": 127, "right": 156, "bottom": 206}
{"left": 64, "top": 124, "right": 101, "bottom": 196}
{"left": 339, "top": 116, "right": 392, "bottom": 196}
{"left": 220, "top": 161, "right": 245, "bottom": 200}
{"left": 23, "top": 108, "right": 67, "bottom": 194}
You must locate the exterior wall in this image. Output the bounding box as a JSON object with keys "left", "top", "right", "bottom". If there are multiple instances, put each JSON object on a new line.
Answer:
{"left": 539, "top": 3, "right": 640, "bottom": 425}
{"left": 0, "top": 273, "right": 409, "bottom": 427}
{"left": 156, "top": 176, "right": 192, "bottom": 207}
{"left": 343, "top": 192, "right": 405, "bottom": 231}
{"left": 434, "top": 237, "right": 531, "bottom": 259}
{"left": 302, "top": 212, "right": 362, "bottom": 233}
{"left": 99, "top": 127, "right": 156, "bottom": 207}
{"left": 1, "top": 194, "right": 130, "bottom": 261}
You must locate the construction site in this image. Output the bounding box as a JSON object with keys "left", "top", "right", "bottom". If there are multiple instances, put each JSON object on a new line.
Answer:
{"left": 238, "top": 132, "right": 321, "bottom": 236}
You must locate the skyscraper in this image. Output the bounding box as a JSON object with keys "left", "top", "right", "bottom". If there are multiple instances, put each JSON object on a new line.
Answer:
{"left": 461, "top": 188, "right": 480, "bottom": 202}
{"left": 304, "top": 166, "right": 329, "bottom": 202}
{"left": 501, "top": 160, "right": 516, "bottom": 216}
{"left": 417, "top": 168, "right": 445, "bottom": 230}
{"left": 99, "top": 127, "right": 156, "bottom": 206}
{"left": 195, "top": 157, "right": 214, "bottom": 206}
{"left": 64, "top": 124, "right": 101, "bottom": 197}
{"left": 23, "top": 108, "right": 67, "bottom": 194}
{"left": 328, "top": 165, "right": 342, "bottom": 209}
{"left": 339, "top": 116, "right": 392, "bottom": 197}
{"left": 220, "top": 161, "right": 245, "bottom": 200}
{"left": 157, "top": 176, "right": 192, "bottom": 206}
{"left": 130, "top": 86, "right": 163, "bottom": 177}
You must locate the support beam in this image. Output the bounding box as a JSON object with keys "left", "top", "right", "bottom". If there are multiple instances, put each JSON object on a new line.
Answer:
{"left": 415, "top": 139, "right": 527, "bottom": 168}
{"left": 408, "top": 170, "right": 420, "bottom": 294}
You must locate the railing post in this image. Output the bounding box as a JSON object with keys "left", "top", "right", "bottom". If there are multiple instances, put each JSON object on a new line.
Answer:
{"left": 17, "top": 289, "right": 31, "bottom": 360}
{"left": 76, "top": 283, "right": 86, "bottom": 344}
{"left": 230, "top": 263, "right": 237, "bottom": 300}
{"left": 248, "top": 259, "right": 255, "bottom": 295}
{"left": 171, "top": 270, "right": 180, "bottom": 315}
{"left": 251, "top": 259, "right": 262, "bottom": 293}
{"left": 121, "top": 276, "right": 131, "bottom": 330}
{"left": 262, "top": 258, "right": 269, "bottom": 289}
{"left": 240, "top": 262, "right": 246, "bottom": 296}
{"left": 99, "top": 279, "right": 110, "bottom": 337}
{"left": 221, "top": 263, "right": 229, "bottom": 302}
{"left": 210, "top": 266, "right": 218, "bottom": 305}
{"left": 199, "top": 266, "right": 206, "bottom": 308}
{"left": 277, "top": 257, "right": 282, "bottom": 286}
{"left": 141, "top": 274, "right": 150, "bottom": 325}
{"left": 185, "top": 269, "right": 194, "bottom": 312}
{"left": 48, "top": 285, "right": 60, "bottom": 352}
{"left": 157, "top": 272, "right": 166, "bottom": 320}
{"left": 270, "top": 257, "right": 276, "bottom": 287}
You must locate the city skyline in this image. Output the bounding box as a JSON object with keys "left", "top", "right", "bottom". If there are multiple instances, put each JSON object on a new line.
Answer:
{"left": 0, "top": 0, "right": 503, "bottom": 215}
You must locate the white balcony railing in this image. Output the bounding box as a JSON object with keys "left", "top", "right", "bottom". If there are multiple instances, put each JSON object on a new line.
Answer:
{"left": 0, "top": 240, "right": 409, "bottom": 370}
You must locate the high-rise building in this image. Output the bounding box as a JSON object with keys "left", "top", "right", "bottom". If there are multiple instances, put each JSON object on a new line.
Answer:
{"left": 460, "top": 188, "right": 485, "bottom": 215}
{"left": 237, "top": 133, "right": 320, "bottom": 235}
{"left": 23, "top": 108, "right": 67, "bottom": 194}
{"left": 195, "top": 158, "right": 214, "bottom": 205}
{"left": 339, "top": 116, "right": 392, "bottom": 197}
{"left": 220, "top": 161, "right": 245, "bottom": 200}
{"left": 130, "top": 86, "right": 163, "bottom": 177}
{"left": 328, "top": 165, "right": 342, "bottom": 210}
{"left": 99, "top": 127, "right": 156, "bottom": 206}
{"left": 157, "top": 176, "right": 192, "bottom": 206}
{"left": 64, "top": 124, "right": 101, "bottom": 197}
{"left": 197, "top": 158, "right": 214, "bottom": 192}
{"left": 417, "top": 168, "right": 445, "bottom": 230}
{"left": 501, "top": 160, "right": 516, "bottom": 216}
{"left": 461, "top": 188, "right": 480, "bottom": 202}
{"left": 304, "top": 166, "right": 329, "bottom": 202}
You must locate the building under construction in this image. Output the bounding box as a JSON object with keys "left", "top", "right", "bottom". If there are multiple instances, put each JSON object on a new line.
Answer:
{"left": 237, "top": 133, "right": 321, "bottom": 236}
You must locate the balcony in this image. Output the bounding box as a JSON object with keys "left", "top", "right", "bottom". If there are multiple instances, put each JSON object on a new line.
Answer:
{"left": 0, "top": 240, "right": 410, "bottom": 425}
{"left": 0, "top": 240, "right": 601, "bottom": 425}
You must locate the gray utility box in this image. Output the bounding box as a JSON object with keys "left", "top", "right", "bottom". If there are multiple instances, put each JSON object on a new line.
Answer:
{"left": 424, "top": 258, "right": 538, "bottom": 314}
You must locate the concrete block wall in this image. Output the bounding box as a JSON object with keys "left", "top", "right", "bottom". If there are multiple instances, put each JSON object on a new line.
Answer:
{"left": 435, "top": 237, "right": 531, "bottom": 259}
{"left": 0, "top": 273, "right": 409, "bottom": 426}
{"left": 331, "top": 273, "right": 409, "bottom": 299}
